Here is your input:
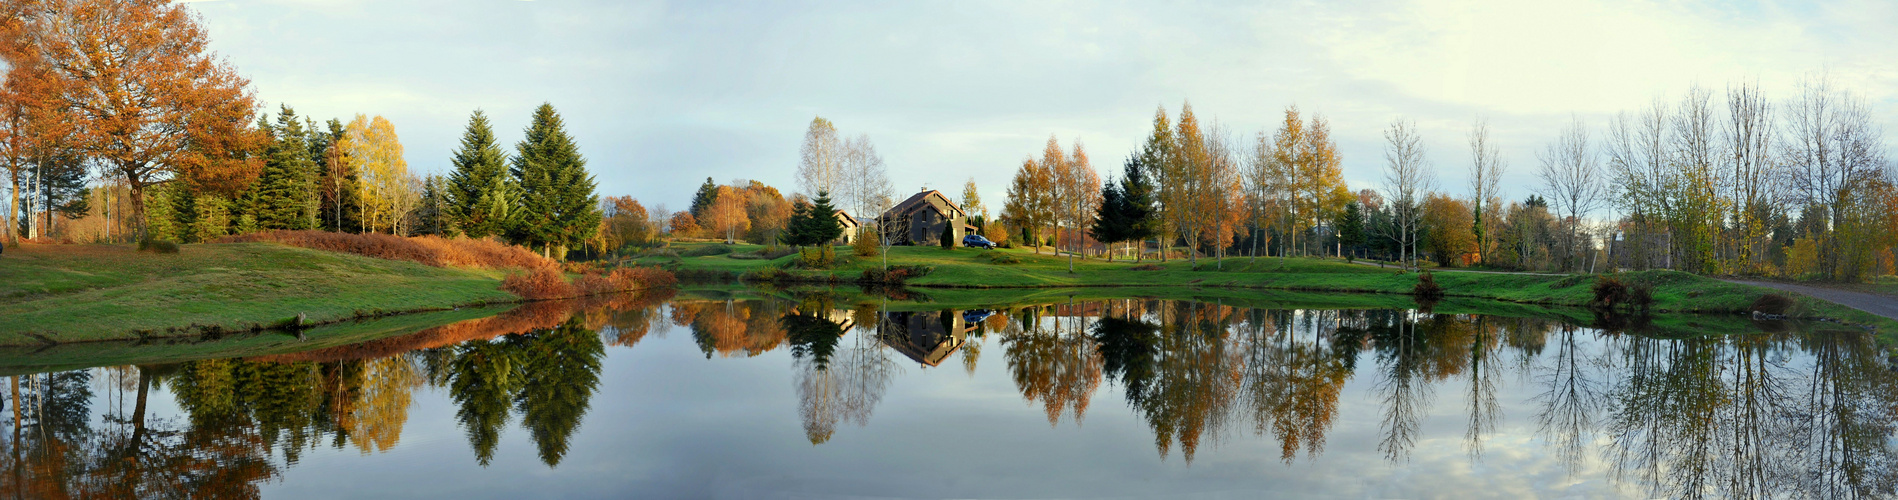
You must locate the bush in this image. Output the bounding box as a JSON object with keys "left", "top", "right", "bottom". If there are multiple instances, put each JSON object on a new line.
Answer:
{"left": 860, "top": 264, "right": 933, "bottom": 285}
{"left": 795, "top": 246, "right": 835, "bottom": 269}
{"left": 1130, "top": 264, "right": 1164, "bottom": 271}
{"left": 853, "top": 230, "right": 879, "bottom": 257}
{"left": 676, "top": 244, "right": 734, "bottom": 257}
{"left": 502, "top": 268, "right": 570, "bottom": 300}
{"left": 216, "top": 230, "right": 549, "bottom": 270}
{"left": 1412, "top": 272, "right": 1444, "bottom": 299}
{"left": 1750, "top": 293, "right": 1795, "bottom": 315}
{"left": 941, "top": 224, "right": 956, "bottom": 249}
{"left": 1627, "top": 281, "right": 1654, "bottom": 309}
{"left": 732, "top": 246, "right": 797, "bottom": 260}
{"left": 985, "top": 252, "right": 1021, "bottom": 265}
{"left": 138, "top": 238, "right": 180, "bottom": 254}
{"left": 1591, "top": 275, "right": 1629, "bottom": 308}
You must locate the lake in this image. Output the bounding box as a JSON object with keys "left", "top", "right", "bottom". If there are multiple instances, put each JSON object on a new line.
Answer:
{"left": 2, "top": 289, "right": 1893, "bottom": 498}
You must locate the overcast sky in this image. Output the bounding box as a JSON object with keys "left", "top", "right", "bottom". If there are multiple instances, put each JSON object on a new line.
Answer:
{"left": 186, "top": 0, "right": 1898, "bottom": 214}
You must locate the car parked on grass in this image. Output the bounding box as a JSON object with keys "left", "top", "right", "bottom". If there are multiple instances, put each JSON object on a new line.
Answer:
{"left": 962, "top": 234, "right": 997, "bottom": 249}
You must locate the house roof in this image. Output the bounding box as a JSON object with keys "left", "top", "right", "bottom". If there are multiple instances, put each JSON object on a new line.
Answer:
{"left": 834, "top": 210, "right": 859, "bottom": 228}
{"left": 887, "top": 190, "right": 965, "bottom": 219}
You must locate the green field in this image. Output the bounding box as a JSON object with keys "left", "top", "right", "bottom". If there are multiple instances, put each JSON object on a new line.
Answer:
{"left": 0, "top": 242, "right": 519, "bottom": 344}
{"left": 641, "top": 242, "right": 1898, "bottom": 337}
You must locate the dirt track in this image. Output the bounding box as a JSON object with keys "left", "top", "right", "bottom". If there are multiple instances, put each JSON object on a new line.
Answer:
{"left": 1722, "top": 279, "right": 1898, "bottom": 322}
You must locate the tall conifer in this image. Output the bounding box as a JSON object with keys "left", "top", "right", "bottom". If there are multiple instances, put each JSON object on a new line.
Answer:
{"left": 251, "top": 106, "right": 318, "bottom": 230}
{"left": 511, "top": 103, "right": 601, "bottom": 257}
{"left": 448, "top": 110, "right": 514, "bottom": 238}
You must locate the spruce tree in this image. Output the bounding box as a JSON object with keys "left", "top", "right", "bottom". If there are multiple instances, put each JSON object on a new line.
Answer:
{"left": 807, "top": 191, "right": 844, "bottom": 246}
{"left": 448, "top": 110, "right": 514, "bottom": 238}
{"left": 511, "top": 103, "right": 602, "bottom": 258}
{"left": 250, "top": 106, "right": 318, "bottom": 230}
{"left": 1118, "top": 156, "right": 1159, "bottom": 258}
{"left": 1337, "top": 200, "right": 1365, "bottom": 258}
{"left": 1090, "top": 180, "right": 1128, "bottom": 259}
{"left": 688, "top": 177, "right": 718, "bottom": 219}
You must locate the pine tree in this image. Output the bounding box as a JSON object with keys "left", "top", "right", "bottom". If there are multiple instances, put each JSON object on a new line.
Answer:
{"left": 688, "top": 177, "right": 719, "bottom": 219}
{"left": 511, "top": 103, "right": 602, "bottom": 258}
{"left": 1090, "top": 179, "right": 1128, "bottom": 260}
{"left": 250, "top": 106, "right": 318, "bottom": 230}
{"left": 1337, "top": 200, "right": 1365, "bottom": 259}
{"left": 1118, "top": 156, "right": 1159, "bottom": 260}
{"left": 448, "top": 110, "right": 514, "bottom": 238}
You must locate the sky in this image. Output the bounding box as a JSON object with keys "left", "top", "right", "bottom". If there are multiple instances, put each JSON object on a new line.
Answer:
{"left": 184, "top": 0, "right": 1898, "bottom": 215}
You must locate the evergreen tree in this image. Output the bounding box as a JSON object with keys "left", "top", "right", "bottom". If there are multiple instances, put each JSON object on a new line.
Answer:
{"left": 780, "top": 191, "right": 843, "bottom": 248}
{"left": 510, "top": 104, "right": 602, "bottom": 258}
{"left": 316, "top": 119, "right": 364, "bottom": 233}
{"left": 449, "top": 338, "right": 520, "bottom": 467}
{"left": 250, "top": 106, "right": 319, "bottom": 230}
{"left": 940, "top": 220, "right": 955, "bottom": 249}
{"left": 447, "top": 110, "right": 514, "bottom": 238}
{"left": 1336, "top": 200, "right": 1365, "bottom": 258}
{"left": 513, "top": 318, "right": 604, "bottom": 467}
{"left": 1090, "top": 179, "right": 1128, "bottom": 258}
{"left": 417, "top": 174, "right": 457, "bottom": 236}
{"left": 1117, "top": 156, "right": 1159, "bottom": 258}
{"left": 688, "top": 177, "right": 719, "bottom": 219}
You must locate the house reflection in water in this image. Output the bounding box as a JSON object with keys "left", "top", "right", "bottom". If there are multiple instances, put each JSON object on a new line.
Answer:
{"left": 877, "top": 310, "right": 974, "bottom": 368}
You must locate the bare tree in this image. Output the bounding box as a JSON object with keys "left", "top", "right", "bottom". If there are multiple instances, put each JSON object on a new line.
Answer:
{"left": 1536, "top": 116, "right": 1608, "bottom": 272}
{"left": 838, "top": 133, "right": 889, "bottom": 226}
{"left": 1603, "top": 99, "right": 1673, "bottom": 270}
{"left": 1668, "top": 85, "right": 1722, "bottom": 274}
{"left": 1782, "top": 74, "right": 1887, "bottom": 280}
{"left": 796, "top": 116, "right": 842, "bottom": 198}
{"left": 1467, "top": 118, "right": 1506, "bottom": 263}
{"left": 1381, "top": 118, "right": 1433, "bottom": 271}
{"left": 1723, "top": 81, "right": 1778, "bottom": 273}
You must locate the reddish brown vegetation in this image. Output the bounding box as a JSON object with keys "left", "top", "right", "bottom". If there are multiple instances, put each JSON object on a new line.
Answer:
{"left": 219, "top": 229, "right": 677, "bottom": 301}
{"left": 218, "top": 230, "right": 554, "bottom": 270}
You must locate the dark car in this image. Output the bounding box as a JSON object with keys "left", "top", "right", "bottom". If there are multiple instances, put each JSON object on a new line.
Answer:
{"left": 962, "top": 234, "right": 996, "bottom": 249}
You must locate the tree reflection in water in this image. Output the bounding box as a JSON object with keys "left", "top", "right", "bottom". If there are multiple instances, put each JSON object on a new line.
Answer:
{"left": 4, "top": 294, "right": 1898, "bottom": 497}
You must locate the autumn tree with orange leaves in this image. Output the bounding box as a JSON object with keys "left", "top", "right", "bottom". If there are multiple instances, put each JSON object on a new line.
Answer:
{"left": 12, "top": 0, "right": 257, "bottom": 239}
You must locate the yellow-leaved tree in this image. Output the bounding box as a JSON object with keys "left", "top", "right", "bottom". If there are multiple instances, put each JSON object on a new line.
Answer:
{"left": 343, "top": 115, "right": 413, "bottom": 234}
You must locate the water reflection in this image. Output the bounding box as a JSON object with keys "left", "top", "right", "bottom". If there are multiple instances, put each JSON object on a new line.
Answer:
{"left": 2, "top": 293, "right": 1896, "bottom": 497}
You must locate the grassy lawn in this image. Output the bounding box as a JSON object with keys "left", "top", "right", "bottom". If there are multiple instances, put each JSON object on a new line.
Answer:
{"left": 0, "top": 242, "right": 518, "bottom": 344}
{"left": 641, "top": 242, "right": 1898, "bottom": 337}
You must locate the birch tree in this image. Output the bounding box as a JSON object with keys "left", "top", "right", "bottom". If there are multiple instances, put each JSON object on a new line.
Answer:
{"left": 1380, "top": 118, "right": 1432, "bottom": 271}
{"left": 1723, "top": 81, "right": 1777, "bottom": 273}
{"left": 1467, "top": 118, "right": 1505, "bottom": 263}
{"left": 797, "top": 117, "right": 842, "bottom": 199}
{"left": 1535, "top": 116, "right": 1607, "bottom": 272}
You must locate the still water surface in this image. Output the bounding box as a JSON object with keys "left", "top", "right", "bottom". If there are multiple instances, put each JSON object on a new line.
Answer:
{"left": 5, "top": 292, "right": 1896, "bottom": 498}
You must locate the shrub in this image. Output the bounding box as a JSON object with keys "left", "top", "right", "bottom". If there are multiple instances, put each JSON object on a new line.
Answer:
{"left": 860, "top": 264, "right": 933, "bottom": 285}
{"left": 216, "top": 230, "right": 551, "bottom": 270}
{"left": 1412, "top": 272, "right": 1444, "bottom": 299}
{"left": 502, "top": 268, "right": 570, "bottom": 300}
{"left": 941, "top": 224, "right": 955, "bottom": 249}
{"left": 1750, "top": 293, "right": 1795, "bottom": 315}
{"left": 1627, "top": 281, "right": 1654, "bottom": 309}
{"left": 986, "top": 252, "right": 1021, "bottom": 265}
{"left": 795, "top": 246, "right": 835, "bottom": 269}
{"left": 1130, "top": 264, "right": 1164, "bottom": 271}
{"left": 1591, "top": 275, "right": 1629, "bottom": 308}
{"left": 138, "top": 238, "right": 180, "bottom": 254}
{"left": 853, "top": 230, "right": 879, "bottom": 257}
{"left": 676, "top": 244, "right": 734, "bottom": 257}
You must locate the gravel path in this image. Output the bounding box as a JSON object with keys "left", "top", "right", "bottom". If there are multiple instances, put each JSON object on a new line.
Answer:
{"left": 1722, "top": 279, "right": 1898, "bottom": 322}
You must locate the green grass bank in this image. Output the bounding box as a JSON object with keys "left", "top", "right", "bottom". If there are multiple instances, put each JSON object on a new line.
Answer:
{"left": 0, "top": 242, "right": 518, "bottom": 344}
{"left": 641, "top": 242, "right": 1898, "bottom": 336}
